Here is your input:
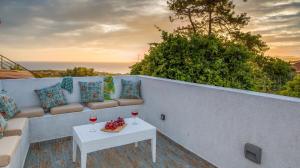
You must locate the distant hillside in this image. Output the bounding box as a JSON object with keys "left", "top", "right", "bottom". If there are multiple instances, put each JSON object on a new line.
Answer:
{"left": 33, "top": 69, "right": 120, "bottom": 78}
{"left": 292, "top": 61, "right": 300, "bottom": 73}
{"left": 0, "top": 70, "right": 34, "bottom": 79}
{"left": 268, "top": 56, "right": 300, "bottom": 73}
{"left": 273, "top": 55, "right": 300, "bottom": 63}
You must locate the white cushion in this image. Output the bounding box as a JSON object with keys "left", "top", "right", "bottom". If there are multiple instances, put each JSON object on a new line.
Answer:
{"left": 117, "top": 99, "right": 144, "bottom": 106}
{"left": 15, "top": 107, "right": 44, "bottom": 118}
{"left": 0, "top": 136, "right": 20, "bottom": 167}
{"left": 50, "top": 103, "right": 84, "bottom": 115}
{"left": 87, "top": 100, "right": 119, "bottom": 109}
{"left": 4, "top": 118, "right": 28, "bottom": 136}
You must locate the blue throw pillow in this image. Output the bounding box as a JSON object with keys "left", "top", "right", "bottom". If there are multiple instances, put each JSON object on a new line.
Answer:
{"left": 0, "top": 114, "right": 7, "bottom": 139}
{"left": 0, "top": 91, "right": 20, "bottom": 119}
{"left": 119, "top": 79, "right": 141, "bottom": 99}
{"left": 79, "top": 81, "right": 103, "bottom": 103}
{"left": 35, "top": 83, "right": 67, "bottom": 110}
{"left": 61, "top": 77, "right": 73, "bottom": 93}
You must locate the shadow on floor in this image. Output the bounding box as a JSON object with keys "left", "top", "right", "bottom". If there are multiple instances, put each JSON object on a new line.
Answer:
{"left": 24, "top": 132, "right": 216, "bottom": 168}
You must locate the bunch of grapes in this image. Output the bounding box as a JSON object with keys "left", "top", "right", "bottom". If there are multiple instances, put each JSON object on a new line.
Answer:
{"left": 105, "top": 117, "right": 125, "bottom": 130}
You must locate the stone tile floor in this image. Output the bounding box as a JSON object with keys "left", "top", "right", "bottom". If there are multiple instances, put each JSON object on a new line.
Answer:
{"left": 24, "top": 133, "right": 216, "bottom": 168}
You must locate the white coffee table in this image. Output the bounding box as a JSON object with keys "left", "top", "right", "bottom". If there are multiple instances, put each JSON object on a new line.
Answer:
{"left": 72, "top": 118, "right": 157, "bottom": 168}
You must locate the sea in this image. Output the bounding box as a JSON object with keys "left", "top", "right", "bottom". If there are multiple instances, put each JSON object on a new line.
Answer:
{"left": 17, "top": 62, "right": 135, "bottom": 74}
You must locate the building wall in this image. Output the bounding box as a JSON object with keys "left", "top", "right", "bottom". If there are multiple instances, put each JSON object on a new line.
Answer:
{"left": 140, "top": 75, "right": 300, "bottom": 168}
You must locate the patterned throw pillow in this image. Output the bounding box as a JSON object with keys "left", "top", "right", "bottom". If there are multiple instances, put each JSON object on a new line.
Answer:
{"left": 35, "top": 83, "right": 67, "bottom": 110}
{"left": 79, "top": 81, "right": 103, "bottom": 103}
{"left": 0, "top": 114, "right": 7, "bottom": 139}
{"left": 119, "top": 79, "right": 141, "bottom": 99}
{"left": 103, "top": 76, "right": 115, "bottom": 100}
{"left": 0, "top": 91, "right": 20, "bottom": 119}
{"left": 61, "top": 77, "right": 73, "bottom": 93}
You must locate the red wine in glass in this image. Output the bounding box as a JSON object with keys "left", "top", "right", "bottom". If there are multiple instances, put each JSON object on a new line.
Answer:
{"left": 131, "top": 111, "right": 139, "bottom": 125}
{"left": 89, "top": 116, "right": 97, "bottom": 123}
{"left": 131, "top": 111, "right": 139, "bottom": 117}
{"left": 89, "top": 113, "right": 97, "bottom": 132}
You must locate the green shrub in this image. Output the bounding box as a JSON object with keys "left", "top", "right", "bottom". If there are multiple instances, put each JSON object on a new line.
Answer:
{"left": 131, "top": 32, "right": 255, "bottom": 90}
{"left": 280, "top": 75, "right": 300, "bottom": 98}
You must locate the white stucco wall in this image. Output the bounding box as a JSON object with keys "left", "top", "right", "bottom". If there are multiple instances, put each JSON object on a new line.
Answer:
{"left": 0, "top": 80, "right": 3, "bottom": 91}
{"left": 1, "top": 75, "right": 299, "bottom": 167}
{"left": 0, "top": 76, "right": 141, "bottom": 108}
{"left": 140, "top": 75, "right": 300, "bottom": 168}
{"left": 1, "top": 77, "right": 104, "bottom": 107}
{"left": 0, "top": 76, "right": 143, "bottom": 143}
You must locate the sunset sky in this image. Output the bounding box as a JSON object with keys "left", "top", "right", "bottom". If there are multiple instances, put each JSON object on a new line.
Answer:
{"left": 0, "top": 0, "right": 299, "bottom": 63}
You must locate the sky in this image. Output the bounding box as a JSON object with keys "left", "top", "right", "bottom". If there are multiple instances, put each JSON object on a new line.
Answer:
{"left": 0, "top": 0, "right": 299, "bottom": 63}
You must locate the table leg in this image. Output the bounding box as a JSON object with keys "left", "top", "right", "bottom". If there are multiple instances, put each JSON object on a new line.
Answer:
{"left": 135, "top": 142, "right": 138, "bottom": 148}
{"left": 72, "top": 138, "right": 77, "bottom": 162}
{"left": 151, "top": 137, "right": 156, "bottom": 163}
{"left": 81, "top": 152, "right": 87, "bottom": 168}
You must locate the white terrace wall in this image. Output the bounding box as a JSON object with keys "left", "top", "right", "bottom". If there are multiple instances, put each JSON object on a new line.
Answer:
{"left": 1, "top": 77, "right": 104, "bottom": 108}
{"left": 0, "top": 75, "right": 139, "bottom": 108}
{"left": 140, "top": 76, "right": 300, "bottom": 168}
{"left": 0, "top": 79, "right": 3, "bottom": 91}
{"left": 0, "top": 76, "right": 142, "bottom": 143}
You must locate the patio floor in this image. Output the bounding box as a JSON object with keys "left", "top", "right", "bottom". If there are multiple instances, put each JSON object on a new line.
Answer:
{"left": 24, "top": 133, "right": 216, "bottom": 168}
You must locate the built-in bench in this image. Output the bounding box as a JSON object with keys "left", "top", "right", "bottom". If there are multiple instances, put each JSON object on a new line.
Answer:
{"left": 0, "top": 76, "right": 144, "bottom": 168}
{"left": 0, "top": 118, "right": 29, "bottom": 168}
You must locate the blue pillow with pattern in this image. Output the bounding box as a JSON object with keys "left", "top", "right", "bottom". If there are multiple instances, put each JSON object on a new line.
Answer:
{"left": 79, "top": 81, "right": 103, "bottom": 103}
{"left": 0, "top": 114, "right": 7, "bottom": 139}
{"left": 0, "top": 91, "right": 20, "bottom": 119}
{"left": 61, "top": 77, "right": 73, "bottom": 93}
{"left": 119, "top": 79, "right": 141, "bottom": 99}
{"left": 35, "top": 83, "right": 67, "bottom": 110}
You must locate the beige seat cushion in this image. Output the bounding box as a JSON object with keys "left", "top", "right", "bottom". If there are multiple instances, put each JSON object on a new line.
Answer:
{"left": 117, "top": 99, "right": 144, "bottom": 106}
{"left": 0, "top": 136, "right": 21, "bottom": 167}
{"left": 15, "top": 107, "right": 44, "bottom": 118}
{"left": 87, "top": 100, "right": 119, "bottom": 110}
{"left": 50, "top": 103, "right": 84, "bottom": 115}
{"left": 4, "top": 118, "right": 28, "bottom": 136}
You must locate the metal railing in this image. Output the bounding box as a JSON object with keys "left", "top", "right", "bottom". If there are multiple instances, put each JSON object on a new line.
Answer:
{"left": 0, "top": 54, "right": 37, "bottom": 77}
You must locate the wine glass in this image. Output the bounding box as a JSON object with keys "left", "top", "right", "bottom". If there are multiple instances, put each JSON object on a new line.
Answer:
{"left": 89, "top": 112, "right": 98, "bottom": 132}
{"left": 131, "top": 110, "right": 139, "bottom": 125}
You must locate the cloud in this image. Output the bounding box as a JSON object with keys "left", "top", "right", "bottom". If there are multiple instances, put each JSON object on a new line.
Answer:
{"left": 0, "top": 0, "right": 299, "bottom": 62}
{"left": 233, "top": 0, "right": 300, "bottom": 58}
{"left": 0, "top": 0, "right": 173, "bottom": 62}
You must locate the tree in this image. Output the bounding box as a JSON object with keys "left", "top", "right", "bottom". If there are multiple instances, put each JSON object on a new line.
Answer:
{"left": 167, "top": 0, "right": 249, "bottom": 36}
{"left": 253, "top": 55, "right": 295, "bottom": 91}
{"left": 63, "top": 67, "right": 98, "bottom": 77}
{"left": 232, "top": 31, "right": 269, "bottom": 55}
{"left": 280, "top": 75, "right": 300, "bottom": 98}
{"left": 131, "top": 32, "right": 256, "bottom": 90}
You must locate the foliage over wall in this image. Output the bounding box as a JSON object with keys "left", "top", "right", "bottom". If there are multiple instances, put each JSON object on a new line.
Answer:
{"left": 132, "top": 33, "right": 254, "bottom": 90}
{"left": 280, "top": 75, "right": 300, "bottom": 97}
{"left": 131, "top": 32, "right": 296, "bottom": 95}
